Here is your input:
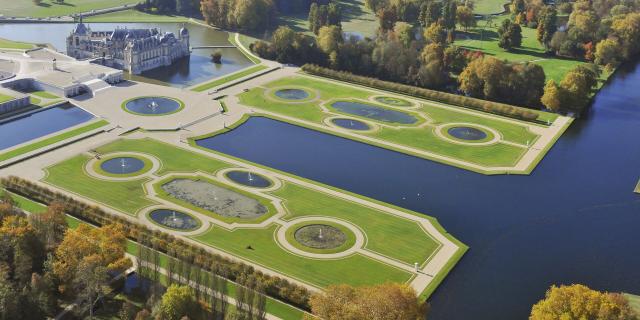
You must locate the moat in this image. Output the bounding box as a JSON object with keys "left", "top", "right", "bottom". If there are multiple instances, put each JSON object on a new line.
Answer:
{"left": 195, "top": 62, "right": 640, "bottom": 319}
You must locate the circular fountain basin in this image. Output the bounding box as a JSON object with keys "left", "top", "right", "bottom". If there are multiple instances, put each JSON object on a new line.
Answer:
{"left": 148, "top": 209, "right": 201, "bottom": 231}
{"left": 331, "top": 118, "right": 371, "bottom": 131}
{"left": 294, "top": 224, "right": 347, "bottom": 249}
{"left": 374, "top": 96, "right": 412, "bottom": 107}
{"left": 123, "top": 96, "right": 183, "bottom": 115}
{"left": 225, "top": 171, "right": 272, "bottom": 188}
{"left": 447, "top": 126, "right": 489, "bottom": 141}
{"left": 100, "top": 157, "right": 146, "bottom": 175}
{"left": 274, "top": 89, "right": 310, "bottom": 100}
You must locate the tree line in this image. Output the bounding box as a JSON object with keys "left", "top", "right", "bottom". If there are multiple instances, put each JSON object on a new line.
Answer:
{"left": 1, "top": 176, "right": 312, "bottom": 311}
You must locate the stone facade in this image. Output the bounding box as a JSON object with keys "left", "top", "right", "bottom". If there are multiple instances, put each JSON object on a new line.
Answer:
{"left": 66, "top": 18, "right": 190, "bottom": 75}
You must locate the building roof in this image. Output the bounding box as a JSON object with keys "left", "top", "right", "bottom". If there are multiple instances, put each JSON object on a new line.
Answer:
{"left": 109, "top": 28, "right": 159, "bottom": 41}
{"left": 73, "top": 23, "right": 89, "bottom": 36}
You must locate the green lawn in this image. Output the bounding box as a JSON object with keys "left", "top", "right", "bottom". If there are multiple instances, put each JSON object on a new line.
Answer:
{"left": 0, "top": 0, "right": 139, "bottom": 18}
{"left": 273, "top": 182, "right": 439, "bottom": 265}
{"left": 30, "top": 91, "right": 59, "bottom": 99}
{"left": 237, "top": 75, "right": 541, "bottom": 169}
{"left": 0, "top": 38, "right": 34, "bottom": 50}
{"left": 0, "top": 94, "right": 13, "bottom": 103}
{"left": 43, "top": 155, "right": 156, "bottom": 215}
{"left": 85, "top": 9, "right": 191, "bottom": 23}
{"left": 473, "top": 0, "right": 509, "bottom": 15}
{"left": 44, "top": 137, "right": 457, "bottom": 292}
{"left": 192, "top": 65, "right": 269, "bottom": 92}
{"left": 455, "top": 17, "right": 589, "bottom": 83}
{"left": 192, "top": 225, "right": 413, "bottom": 288}
{"left": 0, "top": 120, "right": 109, "bottom": 163}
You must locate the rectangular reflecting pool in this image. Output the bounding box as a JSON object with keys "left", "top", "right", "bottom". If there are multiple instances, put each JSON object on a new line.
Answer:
{"left": 0, "top": 103, "right": 94, "bottom": 150}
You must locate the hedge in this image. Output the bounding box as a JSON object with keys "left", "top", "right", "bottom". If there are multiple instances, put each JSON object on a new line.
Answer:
{"left": 0, "top": 176, "right": 311, "bottom": 310}
{"left": 301, "top": 64, "right": 540, "bottom": 122}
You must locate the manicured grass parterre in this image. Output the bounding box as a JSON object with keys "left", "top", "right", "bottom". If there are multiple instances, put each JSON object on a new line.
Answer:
{"left": 0, "top": 0, "right": 139, "bottom": 18}
{"left": 42, "top": 138, "right": 458, "bottom": 293}
{"left": 0, "top": 120, "right": 109, "bottom": 163}
{"left": 192, "top": 225, "right": 412, "bottom": 288}
{"left": 237, "top": 75, "right": 554, "bottom": 170}
{"left": 30, "top": 91, "right": 59, "bottom": 99}
{"left": 192, "top": 65, "right": 269, "bottom": 92}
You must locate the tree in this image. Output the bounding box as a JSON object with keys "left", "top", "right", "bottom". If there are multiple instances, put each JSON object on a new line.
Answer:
{"left": 154, "top": 285, "right": 198, "bottom": 320}
{"left": 211, "top": 51, "right": 223, "bottom": 64}
{"left": 537, "top": 6, "right": 557, "bottom": 50}
{"left": 595, "top": 38, "right": 622, "bottom": 68}
{"left": 318, "top": 25, "right": 343, "bottom": 55}
{"left": 377, "top": 6, "right": 398, "bottom": 32}
{"left": 310, "top": 283, "right": 427, "bottom": 320}
{"left": 530, "top": 284, "right": 638, "bottom": 320}
{"left": 424, "top": 23, "right": 446, "bottom": 45}
{"left": 53, "top": 224, "right": 131, "bottom": 293}
{"left": 175, "top": 0, "right": 194, "bottom": 14}
{"left": 233, "top": 0, "right": 276, "bottom": 32}
{"left": 498, "top": 19, "right": 523, "bottom": 51}
{"left": 419, "top": 1, "right": 442, "bottom": 27}
{"left": 394, "top": 22, "right": 414, "bottom": 48}
{"left": 541, "top": 80, "right": 563, "bottom": 111}
{"left": 441, "top": 0, "right": 458, "bottom": 32}
{"left": 456, "top": 6, "right": 476, "bottom": 31}
{"left": 74, "top": 257, "right": 109, "bottom": 319}
{"left": 270, "top": 26, "right": 297, "bottom": 62}
{"left": 29, "top": 202, "right": 67, "bottom": 252}
{"left": 611, "top": 13, "right": 640, "bottom": 60}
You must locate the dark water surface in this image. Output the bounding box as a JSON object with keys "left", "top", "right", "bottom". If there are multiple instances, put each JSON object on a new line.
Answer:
{"left": 196, "top": 62, "right": 640, "bottom": 319}
{"left": 100, "top": 157, "right": 145, "bottom": 175}
{"left": 225, "top": 170, "right": 272, "bottom": 188}
{"left": 331, "top": 118, "right": 371, "bottom": 131}
{"left": 331, "top": 101, "right": 418, "bottom": 124}
{"left": 124, "top": 97, "right": 181, "bottom": 115}
{"left": 0, "top": 103, "right": 94, "bottom": 150}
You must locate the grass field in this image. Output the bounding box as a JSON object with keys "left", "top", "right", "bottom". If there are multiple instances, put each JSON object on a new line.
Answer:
{"left": 192, "top": 65, "right": 269, "bottom": 92}
{"left": 624, "top": 293, "right": 640, "bottom": 314}
{"left": 473, "top": 0, "right": 509, "bottom": 15}
{"left": 0, "top": 38, "right": 34, "bottom": 50}
{"left": 0, "top": 93, "right": 13, "bottom": 103}
{"left": 85, "top": 9, "right": 191, "bottom": 23}
{"left": 0, "top": 0, "right": 139, "bottom": 18}
{"left": 30, "top": 91, "right": 59, "bottom": 99}
{"left": 0, "top": 120, "right": 109, "bottom": 163}
{"left": 455, "top": 17, "right": 595, "bottom": 83}
{"left": 42, "top": 138, "right": 457, "bottom": 292}
{"left": 237, "top": 75, "right": 547, "bottom": 169}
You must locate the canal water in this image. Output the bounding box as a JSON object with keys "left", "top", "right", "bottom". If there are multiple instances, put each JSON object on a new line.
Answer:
{"left": 196, "top": 62, "right": 640, "bottom": 319}
{"left": 0, "top": 103, "right": 94, "bottom": 151}
{"left": 0, "top": 22, "right": 253, "bottom": 87}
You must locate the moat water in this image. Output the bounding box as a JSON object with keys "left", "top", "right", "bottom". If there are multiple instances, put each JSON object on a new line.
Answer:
{"left": 196, "top": 62, "right": 640, "bottom": 319}
{"left": 0, "top": 22, "right": 253, "bottom": 87}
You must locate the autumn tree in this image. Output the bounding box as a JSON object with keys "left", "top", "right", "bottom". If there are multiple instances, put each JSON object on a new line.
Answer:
{"left": 530, "top": 284, "right": 638, "bottom": 320}
{"left": 418, "top": 1, "right": 442, "bottom": 27}
{"left": 498, "top": 19, "right": 523, "bottom": 51}
{"left": 377, "top": 5, "right": 398, "bottom": 32}
{"left": 537, "top": 6, "right": 557, "bottom": 50}
{"left": 456, "top": 6, "right": 476, "bottom": 31}
{"left": 424, "top": 23, "right": 446, "bottom": 45}
{"left": 29, "top": 201, "right": 67, "bottom": 252}
{"left": 611, "top": 13, "right": 640, "bottom": 60}
{"left": 53, "top": 223, "right": 131, "bottom": 294}
{"left": 595, "top": 38, "right": 623, "bottom": 68}
{"left": 308, "top": 1, "right": 342, "bottom": 35}
{"left": 541, "top": 80, "right": 563, "bottom": 111}
{"left": 310, "top": 283, "right": 427, "bottom": 320}
{"left": 153, "top": 285, "right": 198, "bottom": 320}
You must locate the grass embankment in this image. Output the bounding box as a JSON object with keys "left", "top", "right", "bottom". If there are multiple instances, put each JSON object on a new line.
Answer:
{"left": 0, "top": 120, "right": 109, "bottom": 163}
{"left": 0, "top": 0, "right": 139, "bottom": 18}
{"left": 45, "top": 138, "right": 444, "bottom": 291}
{"left": 238, "top": 75, "right": 539, "bottom": 168}
{"left": 192, "top": 65, "right": 269, "bottom": 92}
{"left": 6, "top": 191, "right": 306, "bottom": 320}
{"left": 0, "top": 38, "right": 35, "bottom": 50}
{"left": 635, "top": 179, "right": 640, "bottom": 193}
{"left": 624, "top": 293, "right": 640, "bottom": 314}
{"left": 0, "top": 94, "right": 13, "bottom": 103}
{"left": 85, "top": 9, "right": 192, "bottom": 23}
